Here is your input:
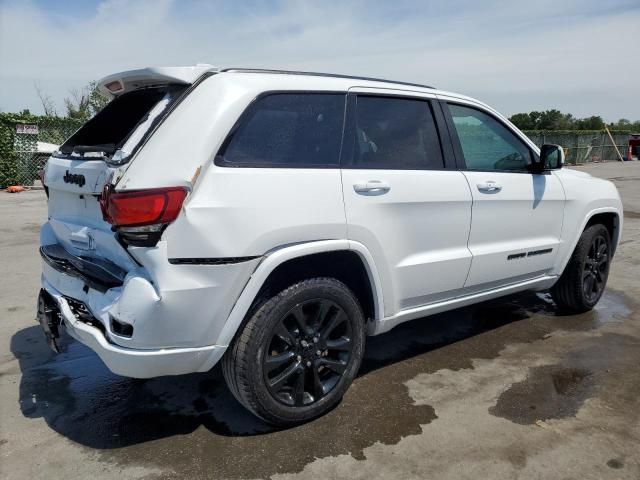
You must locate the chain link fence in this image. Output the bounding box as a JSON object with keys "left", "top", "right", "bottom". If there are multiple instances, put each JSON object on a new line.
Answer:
{"left": 0, "top": 114, "right": 82, "bottom": 188}
{"left": 0, "top": 114, "right": 636, "bottom": 187}
{"left": 523, "top": 130, "right": 632, "bottom": 165}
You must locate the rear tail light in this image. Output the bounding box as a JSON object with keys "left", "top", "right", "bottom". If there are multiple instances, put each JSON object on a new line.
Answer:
{"left": 100, "top": 186, "right": 188, "bottom": 247}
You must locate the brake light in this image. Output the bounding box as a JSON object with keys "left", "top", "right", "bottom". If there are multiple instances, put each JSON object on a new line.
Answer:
{"left": 104, "top": 80, "right": 124, "bottom": 93}
{"left": 100, "top": 187, "right": 188, "bottom": 246}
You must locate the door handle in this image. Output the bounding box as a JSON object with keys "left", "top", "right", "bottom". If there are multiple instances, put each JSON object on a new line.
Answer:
{"left": 476, "top": 181, "right": 502, "bottom": 193}
{"left": 353, "top": 180, "right": 391, "bottom": 195}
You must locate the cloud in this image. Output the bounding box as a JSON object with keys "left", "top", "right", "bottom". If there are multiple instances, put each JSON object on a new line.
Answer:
{"left": 1, "top": 0, "right": 638, "bottom": 120}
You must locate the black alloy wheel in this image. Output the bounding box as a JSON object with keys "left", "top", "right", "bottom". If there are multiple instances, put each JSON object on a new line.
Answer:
{"left": 551, "top": 223, "right": 611, "bottom": 313}
{"left": 263, "top": 299, "right": 353, "bottom": 407}
{"left": 582, "top": 233, "right": 609, "bottom": 303}
{"left": 222, "top": 277, "right": 365, "bottom": 426}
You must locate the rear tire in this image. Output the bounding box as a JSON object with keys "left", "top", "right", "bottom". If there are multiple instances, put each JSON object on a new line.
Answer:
{"left": 551, "top": 224, "right": 611, "bottom": 313}
{"left": 222, "top": 277, "right": 365, "bottom": 427}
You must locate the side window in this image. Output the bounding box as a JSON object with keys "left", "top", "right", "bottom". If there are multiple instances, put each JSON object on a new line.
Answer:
{"left": 448, "top": 104, "right": 532, "bottom": 172}
{"left": 349, "top": 95, "right": 444, "bottom": 169}
{"left": 219, "top": 93, "right": 345, "bottom": 167}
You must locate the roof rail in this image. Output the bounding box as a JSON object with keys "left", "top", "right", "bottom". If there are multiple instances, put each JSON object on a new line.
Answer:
{"left": 220, "top": 68, "right": 435, "bottom": 90}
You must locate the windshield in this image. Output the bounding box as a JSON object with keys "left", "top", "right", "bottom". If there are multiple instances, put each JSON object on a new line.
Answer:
{"left": 58, "top": 85, "right": 187, "bottom": 163}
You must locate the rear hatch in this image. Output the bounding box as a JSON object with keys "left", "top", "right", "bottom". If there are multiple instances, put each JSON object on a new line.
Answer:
{"left": 42, "top": 66, "right": 214, "bottom": 272}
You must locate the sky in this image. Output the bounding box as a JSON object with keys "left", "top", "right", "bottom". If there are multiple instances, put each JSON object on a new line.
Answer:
{"left": 1, "top": 0, "right": 639, "bottom": 121}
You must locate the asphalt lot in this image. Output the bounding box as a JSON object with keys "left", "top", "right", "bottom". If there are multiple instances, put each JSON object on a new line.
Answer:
{"left": 1, "top": 162, "right": 640, "bottom": 480}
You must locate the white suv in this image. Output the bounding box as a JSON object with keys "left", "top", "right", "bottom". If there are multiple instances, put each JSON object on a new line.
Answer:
{"left": 37, "top": 66, "right": 623, "bottom": 426}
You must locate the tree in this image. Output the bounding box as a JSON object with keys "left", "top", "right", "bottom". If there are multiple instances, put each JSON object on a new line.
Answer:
{"left": 536, "top": 110, "right": 574, "bottom": 130}
{"left": 611, "top": 118, "right": 640, "bottom": 131}
{"left": 64, "top": 81, "right": 109, "bottom": 121}
{"left": 35, "top": 82, "right": 57, "bottom": 116}
{"left": 509, "top": 113, "right": 535, "bottom": 130}
{"left": 87, "top": 81, "right": 110, "bottom": 117}
{"left": 509, "top": 110, "right": 622, "bottom": 131}
{"left": 575, "top": 116, "right": 604, "bottom": 130}
{"left": 33, "top": 81, "right": 109, "bottom": 120}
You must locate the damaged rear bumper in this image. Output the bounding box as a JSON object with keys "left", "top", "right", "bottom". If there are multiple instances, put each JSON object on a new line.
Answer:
{"left": 40, "top": 244, "right": 126, "bottom": 292}
{"left": 38, "top": 219, "right": 260, "bottom": 377}
{"left": 40, "top": 278, "right": 226, "bottom": 378}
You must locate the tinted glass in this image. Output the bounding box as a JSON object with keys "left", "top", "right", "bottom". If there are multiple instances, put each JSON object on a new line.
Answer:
{"left": 449, "top": 104, "right": 531, "bottom": 172}
{"left": 221, "top": 93, "right": 345, "bottom": 166}
{"left": 350, "top": 96, "right": 443, "bottom": 169}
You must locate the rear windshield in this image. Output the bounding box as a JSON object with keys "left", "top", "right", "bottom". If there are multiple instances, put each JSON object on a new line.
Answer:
{"left": 58, "top": 85, "right": 187, "bottom": 163}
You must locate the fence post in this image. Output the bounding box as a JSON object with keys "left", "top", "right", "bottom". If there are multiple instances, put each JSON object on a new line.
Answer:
{"left": 604, "top": 126, "right": 624, "bottom": 162}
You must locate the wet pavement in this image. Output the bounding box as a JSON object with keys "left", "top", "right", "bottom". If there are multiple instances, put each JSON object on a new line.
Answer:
{"left": 2, "top": 162, "right": 640, "bottom": 480}
{"left": 9, "top": 290, "right": 637, "bottom": 479}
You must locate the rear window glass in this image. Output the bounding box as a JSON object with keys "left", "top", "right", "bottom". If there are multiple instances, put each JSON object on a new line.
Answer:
{"left": 349, "top": 95, "right": 444, "bottom": 170}
{"left": 59, "top": 86, "right": 186, "bottom": 162}
{"left": 219, "top": 93, "right": 346, "bottom": 167}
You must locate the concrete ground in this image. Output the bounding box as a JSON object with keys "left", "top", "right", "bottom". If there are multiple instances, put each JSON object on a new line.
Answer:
{"left": 1, "top": 162, "right": 640, "bottom": 480}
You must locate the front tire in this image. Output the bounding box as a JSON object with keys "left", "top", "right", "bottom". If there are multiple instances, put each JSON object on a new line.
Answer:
{"left": 222, "top": 277, "right": 365, "bottom": 427}
{"left": 551, "top": 224, "right": 611, "bottom": 313}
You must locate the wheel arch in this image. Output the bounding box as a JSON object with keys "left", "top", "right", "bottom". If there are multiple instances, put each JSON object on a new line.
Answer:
{"left": 216, "top": 240, "right": 384, "bottom": 347}
{"left": 554, "top": 206, "right": 622, "bottom": 277}
{"left": 584, "top": 211, "right": 621, "bottom": 255}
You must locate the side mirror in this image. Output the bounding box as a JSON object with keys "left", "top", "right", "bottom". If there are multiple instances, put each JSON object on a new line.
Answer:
{"left": 538, "top": 144, "right": 564, "bottom": 171}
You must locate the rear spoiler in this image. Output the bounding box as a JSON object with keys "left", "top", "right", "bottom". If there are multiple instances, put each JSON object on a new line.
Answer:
{"left": 97, "top": 65, "right": 218, "bottom": 98}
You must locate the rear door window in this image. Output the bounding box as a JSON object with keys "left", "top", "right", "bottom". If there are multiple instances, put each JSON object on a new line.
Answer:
{"left": 218, "top": 93, "right": 346, "bottom": 167}
{"left": 347, "top": 95, "right": 444, "bottom": 170}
